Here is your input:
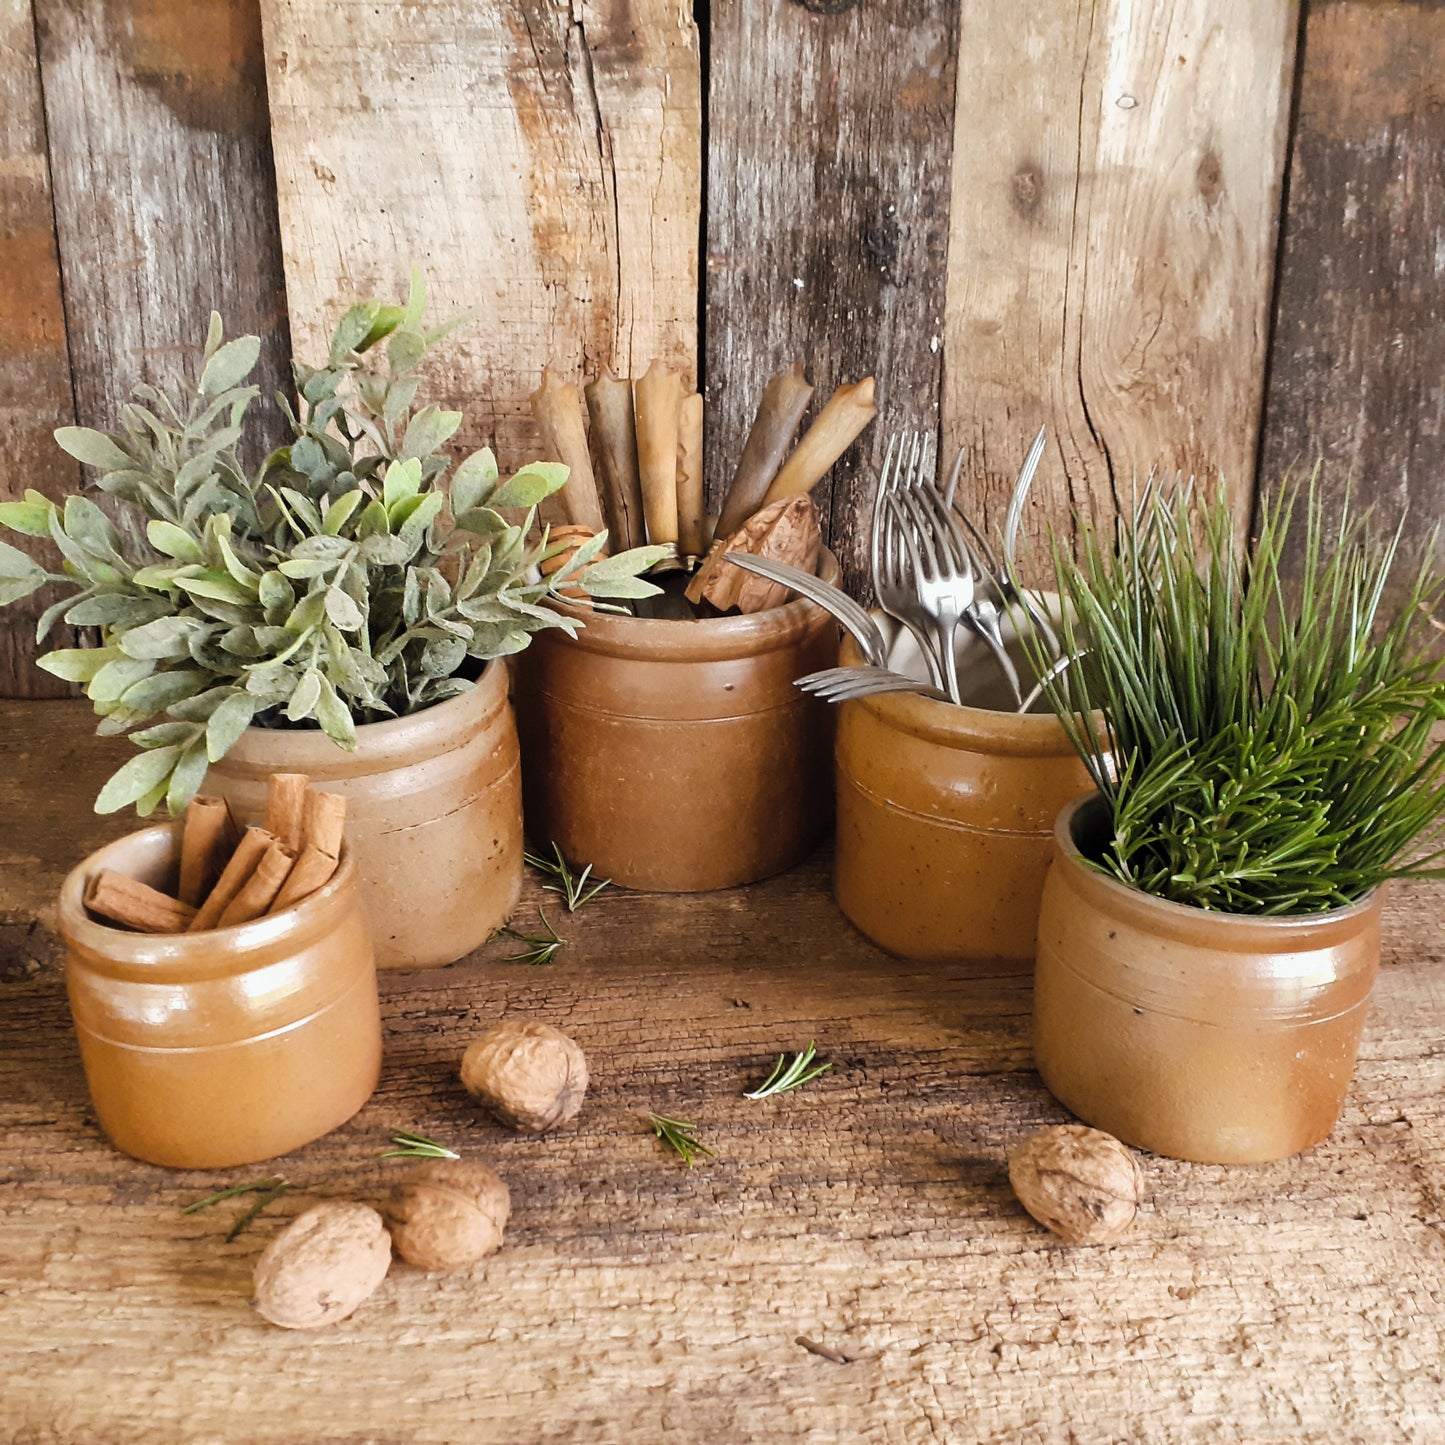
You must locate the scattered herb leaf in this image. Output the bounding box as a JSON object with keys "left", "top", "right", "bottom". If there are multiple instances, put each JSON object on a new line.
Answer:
{"left": 381, "top": 1130, "right": 460, "bottom": 1161}
{"left": 499, "top": 907, "right": 564, "bottom": 965}
{"left": 524, "top": 843, "right": 611, "bottom": 912}
{"left": 649, "top": 1112, "right": 715, "bottom": 1167}
{"left": 744, "top": 1042, "right": 831, "bottom": 1100}
{"left": 225, "top": 1181, "right": 292, "bottom": 1241}
{"left": 182, "top": 1175, "right": 291, "bottom": 1240}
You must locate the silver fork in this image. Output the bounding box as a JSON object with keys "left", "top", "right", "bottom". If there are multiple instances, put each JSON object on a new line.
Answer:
{"left": 796, "top": 664, "right": 950, "bottom": 705}
{"left": 722, "top": 552, "right": 887, "bottom": 666}
{"left": 871, "top": 433, "right": 945, "bottom": 690}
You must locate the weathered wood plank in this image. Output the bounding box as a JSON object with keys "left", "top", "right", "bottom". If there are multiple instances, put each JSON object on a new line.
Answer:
{"left": 259, "top": 0, "right": 700, "bottom": 470}
{"left": 3, "top": 698, "right": 1445, "bottom": 1442}
{"left": 32, "top": 0, "right": 291, "bottom": 437}
{"left": 1259, "top": 0, "right": 1445, "bottom": 580}
{"left": 704, "top": 0, "right": 959, "bottom": 594}
{"left": 0, "top": 0, "right": 77, "bottom": 698}
{"left": 942, "top": 1, "right": 1299, "bottom": 575}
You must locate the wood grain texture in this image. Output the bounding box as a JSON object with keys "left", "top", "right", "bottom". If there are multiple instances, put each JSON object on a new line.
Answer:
{"left": 942, "top": 1, "right": 1299, "bottom": 577}
{"left": 259, "top": 0, "right": 700, "bottom": 470}
{"left": 0, "top": 0, "right": 77, "bottom": 698}
{"left": 1259, "top": 0, "right": 1445, "bottom": 580}
{"left": 3, "top": 699, "right": 1445, "bottom": 1443}
{"left": 704, "top": 0, "right": 958, "bottom": 595}
{"left": 32, "top": 0, "right": 291, "bottom": 436}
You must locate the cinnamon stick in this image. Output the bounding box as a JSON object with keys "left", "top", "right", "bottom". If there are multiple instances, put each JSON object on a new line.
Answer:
{"left": 759, "top": 377, "right": 878, "bottom": 508}
{"left": 177, "top": 794, "right": 238, "bottom": 907}
{"left": 675, "top": 392, "right": 706, "bottom": 561}
{"left": 530, "top": 367, "right": 606, "bottom": 532}
{"left": 715, "top": 363, "right": 814, "bottom": 539}
{"left": 267, "top": 844, "right": 340, "bottom": 915}
{"left": 188, "top": 827, "right": 276, "bottom": 933}
{"left": 266, "top": 773, "right": 309, "bottom": 854}
{"left": 633, "top": 359, "right": 683, "bottom": 556}
{"left": 216, "top": 839, "right": 296, "bottom": 928}
{"left": 585, "top": 367, "right": 645, "bottom": 550}
{"left": 85, "top": 870, "right": 197, "bottom": 934}
{"left": 302, "top": 788, "right": 347, "bottom": 858}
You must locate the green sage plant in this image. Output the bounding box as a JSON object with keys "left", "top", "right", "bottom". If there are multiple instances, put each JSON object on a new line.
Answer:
{"left": 1028, "top": 480, "right": 1445, "bottom": 915}
{"left": 0, "top": 275, "right": 667, "bottom": 816}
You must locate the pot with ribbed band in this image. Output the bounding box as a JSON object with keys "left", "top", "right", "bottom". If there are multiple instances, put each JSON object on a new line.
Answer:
{"left": 1034, "top": 793, "right": 1382, "bottom": 1165}
{"left": 58, "top": 824, "right": 381, "bottom": 1170}
{"left": 513, "top": 554, "right": 841, "bottom": 891}
{"left": 205, "top": 659, "right": 522, "bottom": 968}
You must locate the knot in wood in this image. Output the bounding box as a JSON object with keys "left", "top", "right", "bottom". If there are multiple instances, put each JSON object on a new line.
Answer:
{"left": 1011, "top": 164, "right": 1044, "bottom": 219}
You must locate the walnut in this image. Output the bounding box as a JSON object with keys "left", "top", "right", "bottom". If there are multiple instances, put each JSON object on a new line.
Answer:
{"left": 539, "top": 523, "right": 606, "bottom": 602}
{"left": 383, "top": 1159, "right": 511, "bottom": 1272}
{"left": 251, "top": 1201, "right": 392, "bottom": 1329}
{"left": 1007, "top": 1125, "right": 1143, "bottom": 1244}
{"left": 460, "top": 1019, "right": 589, "bottom": 1133}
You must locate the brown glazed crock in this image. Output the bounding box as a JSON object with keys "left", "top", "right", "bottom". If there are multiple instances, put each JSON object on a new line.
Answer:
{"left": 831, "top": 635, "right": 1096, "bottom": 965}
{"left": 206, "top": 659, "right": 522, "bottom": 968}
{"left": 59, "top": 824, "right": 381, "bottom": 1170}
{"left": 512, "top": 554, "right": 840, "bottom": 891}
{"left": 1034, "top": 793, "right": 1382, "bottom": 1164}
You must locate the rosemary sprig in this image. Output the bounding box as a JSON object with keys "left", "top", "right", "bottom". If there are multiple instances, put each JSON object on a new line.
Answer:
{"left": 524, "top": 842, "right": 611, "bottom": 912}
{"left": 649, "top": 1112, "right": 715, "bottom": 1167}
{"left": 181, "top": 1176, "right": 292, "bottom": 1241}
{"left": 380, "top": 1130, "right": 459, "bottom": 1160}
{"left": 499, "top": 907, "right": 564, "bottom": 965}
{"left": 744, "top": 1042, "right": 831, "bottom": 1100}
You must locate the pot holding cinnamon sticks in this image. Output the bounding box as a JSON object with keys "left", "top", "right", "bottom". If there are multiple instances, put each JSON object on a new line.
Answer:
{"left": 58, "top": 814, "right": 381, "bottom": 1170}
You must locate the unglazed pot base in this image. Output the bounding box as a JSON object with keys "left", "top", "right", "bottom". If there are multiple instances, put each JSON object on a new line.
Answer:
{"left": 1034, "top": 794, "right": 1381, "bottom": 1164}
{"left": 59, "top": 825, "right": 382, "bottom": 1170}
{"left": 206, "top": 659, "right": 522, "bottom": 968}
{"left": 514, "top": 554, "right": 840, "bottom": 892}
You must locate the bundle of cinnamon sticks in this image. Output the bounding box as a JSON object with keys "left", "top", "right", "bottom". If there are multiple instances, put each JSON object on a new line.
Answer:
{"left": 84, "top": 774, "right": 348, "bottom": 935}
{"left": 528, "top": 359, "right": 877, "bottom": 615}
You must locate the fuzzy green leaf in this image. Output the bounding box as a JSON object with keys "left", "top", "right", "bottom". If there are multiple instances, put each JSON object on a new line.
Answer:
{"left": 0, "top": 492, "right": 58, "bottom": 538}
{"left": 54, "top": 426, "right": 133, "bottom": 472}
{"left": 0, "top": 539, "right": 47, "bottom": 605}
{"left": 199, "top": 335, "right": 261, "bottom": 396}
{"left": 399, "top": 406, "right": 462, "bottom": 462}
{"left": 94, "top": 745, "right": 184, "bottom": 815}
{"left": 147, "top": 520, "right": 205, "bottom": 563}
{"left": 489, "top": 463, "right": 569, "bottom": 511}
{"left": 205, "top": 692, "right": 256, "bottom": 760}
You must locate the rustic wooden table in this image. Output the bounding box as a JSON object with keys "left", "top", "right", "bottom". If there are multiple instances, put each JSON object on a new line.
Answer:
{"left": 3, "top": 699, "right": 1443, "bottom": 1444}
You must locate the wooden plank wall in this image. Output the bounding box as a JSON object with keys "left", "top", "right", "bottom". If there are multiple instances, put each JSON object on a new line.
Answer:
{"left": 2, "top": 0, "right": 1442, "bottom": 696}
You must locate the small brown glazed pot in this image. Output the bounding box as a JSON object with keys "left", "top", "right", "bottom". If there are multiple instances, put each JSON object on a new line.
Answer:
{"left": 206, "top": 660, "right": 522, "bottom": 968}
{"left": 832, "top": 635, "right": 1096, "bottom": 965}
{"left": 513, "top": 556, "right": 840, "bottom": 891}
{"left": 59, "top": 824, "right": 381, "bottom": 1170}
{"left": 1034, "top": 793, "right": 1382, "bottom": 1164}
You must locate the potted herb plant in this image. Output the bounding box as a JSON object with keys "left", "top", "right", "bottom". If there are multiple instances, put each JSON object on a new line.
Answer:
{"left": 0, "top": 276, "right": 665, "bottom": 967}
{"left": 1028, "top": 482, "right": 1445, "bottom": 1163}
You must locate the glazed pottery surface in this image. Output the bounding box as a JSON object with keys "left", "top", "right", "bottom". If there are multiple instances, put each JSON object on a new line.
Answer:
{"left": 513, "top": 554, "right": 840, "bottom": 891}
{"left": 59, "top": 824, "right": 381, "bottom": 1170}
{"left": 206, "top": 659, "right": 522, "bottom": 968}
{"left": 832, "top": 632, "right": 1095, "bottom": 965}
{"left": 1034, "top": 794, "right": 1382, "bottom": 1164}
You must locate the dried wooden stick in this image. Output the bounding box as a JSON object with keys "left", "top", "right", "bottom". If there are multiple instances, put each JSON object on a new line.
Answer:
{"left": 675, "top": 392, "right": 706, "bottom": 561}
{"left": 266, "top": 773, "right": 309, "bottom": 854}
{"left": 760, "top": 376, "right": 877, "bottom": 508}
{"left": 267, "top": 844, "right": 340, "bottom": 915}
{"left": 585, "top": 367, "right": 645, "bottom": 550}
{"left": 85, "top": 870, "right": 197, "bottom": 934}
{"left": 715, "top": 362, "right": 815, "bottom": 539}
{"left": 685, "top": 496, "right": 822, "bottom": 614}
{"left": 302, "top": 788, "right": 347, "bottom": 858}
{"left": 633, "top": 359, "right": 684, "bottom": 555}
{"left": 188, "top": 827, "right": 277, "bottom": 933}
{"left": 177, "top": 795, "right": 238, "bottom": 907}
{"left": 216, "top": 839, "right": 296, "bottom": 928}
{"left": 530, "top": 367, "right": 605, "bottom": 532}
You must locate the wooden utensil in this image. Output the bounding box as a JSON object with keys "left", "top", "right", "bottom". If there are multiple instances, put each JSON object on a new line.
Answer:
{"left": 530, "top": 366, "right": 606, "bottom": 532}
{"left": 715, "top": 363, "right": 814, "bottom": 539}
{"left": 585, "top": 367, "right": 645, "bottom": 550}
{"left": 676, "top": 392, "right": 706, "bottom": 561}
{"left": 760, "top": 376, "right": 877, "bottom": 507}
{"left": 633, "top": 359, "right": 684, "bottom": 565}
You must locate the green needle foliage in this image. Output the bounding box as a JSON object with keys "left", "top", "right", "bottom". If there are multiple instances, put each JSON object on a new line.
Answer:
{"left": 182, "top": 1175, "right": 292, "bottom": 1241}
{"left": 380, "top": 1130, "right": 459, "bottom": 1160}
{"left": 743, "top": 1042, "right": 831, "bottom": 1100}
{"left": 524, "top": 842, "right": 611, "bottom": 911}
{"left": 0, "top": 271, "right": 669, "bottom": 817}
{"left": 1029, "top": 479, "right": 1445, "bottom": 915}
{"left": 649, "top": 1113, "right": 714, "bottom": 1167}
{"left": 498, "top": 908, "right": 565, "bottom": 965}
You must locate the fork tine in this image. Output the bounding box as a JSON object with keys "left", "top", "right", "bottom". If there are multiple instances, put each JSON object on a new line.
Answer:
{"left": 942, "top": 445, "right": 966, "bottom": 511}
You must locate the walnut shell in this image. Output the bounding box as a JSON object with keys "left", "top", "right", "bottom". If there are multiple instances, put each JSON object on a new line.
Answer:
{"left": 539, "top": 524, "right": 606, "bottom": 602}
{"left": 251, "top": 1201, "right": 392, "bottom": 1330}
{"left": 460, "top": 1019, "right": 589, "bottom": 1133}
{"left": 383, "top": 1159, "right": 511, "bottom": 1272}
{"left": 1007, "top": 1125, "right": 1143, "bottom": 1244}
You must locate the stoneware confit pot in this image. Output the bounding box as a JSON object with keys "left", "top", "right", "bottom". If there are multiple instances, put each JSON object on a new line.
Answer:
{"left": 59, "top": 823, "right": 381, "bottom": 1170}
{"left": 206, "top": 658, "right": 522, "bottom": 968}
{"left": 1033, "top": 793, "right": 1382, "bottom": 1164}
{"left": 831, "top": 629, "right": 1096, "bottom": 966}
{"left": 513, "top": 553, "right": 841, "bottom": 891}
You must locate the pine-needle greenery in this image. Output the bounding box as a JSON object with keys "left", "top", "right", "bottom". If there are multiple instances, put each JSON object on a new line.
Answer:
{"left": 1030, "top": 480, "right": 1445, "bottom": 915}
{"left": 743, "top": 1042, "right": 831, "bottom": 1100}
{"left": 649, "top": 1112, "right": 714, "bottom": 1167}
{"left": 498, "top": 908, "right": 565, "bottom": 965}
{"left": 380, "top": 1130, "right": 459, "bottom": 1160}
{"left": 524, "top": 843, "right": 611, "bottom": 911}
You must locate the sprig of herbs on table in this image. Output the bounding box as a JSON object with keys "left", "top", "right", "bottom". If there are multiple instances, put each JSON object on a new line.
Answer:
{"left": 182, "top": 1176, "right": 293, "bottom": 1241}
{"left": 498, "top": 909, "right": 565, "bottom": 965}
{"left": 649, "top": 1114, "right": 715, "bottom": 1167}
{"left": 381, "top": 1130, "right": 460, "bottom": 1160}
{"left": 524, "top": 843, "right": 611, "bottom": 911}
{"left": 744, "top": 1042, "right": 831, "bottom": 1099}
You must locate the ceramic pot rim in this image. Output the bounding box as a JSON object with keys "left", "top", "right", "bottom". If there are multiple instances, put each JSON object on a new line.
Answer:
{"left": 220, "top": 655, "right": 507, "bottom": 770}
{"left": 58, "top": 822, "right": 360, "bottom": 977}
{"left": 542, "top": 550, "right": 842, "bottom": 662}
{"left": 1054, "top": 791, "right": 1382, "bottom": 939}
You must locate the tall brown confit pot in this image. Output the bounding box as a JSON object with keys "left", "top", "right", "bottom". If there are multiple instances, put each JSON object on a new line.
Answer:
{"left": 59, "top": 824, "right": 381, "bottom": 1170}
{"left": 1034, "top": 794, "right": 1382, "bottom": 1164}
